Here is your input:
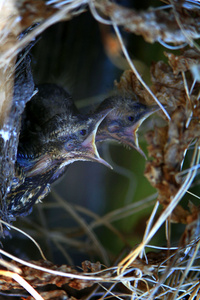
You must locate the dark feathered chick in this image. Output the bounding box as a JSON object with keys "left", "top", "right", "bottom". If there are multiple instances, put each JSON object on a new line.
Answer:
{"left": 95, "top": 95, "right": 158, "bottom": 157}
{"left": 7, "top": 84, "right": 111, "bottom": 217}
{"left": 20, "top": 83, "right": 78, "bottom": 137}
{"left": 19, "top": 83, "right": 112, "bottom": 172}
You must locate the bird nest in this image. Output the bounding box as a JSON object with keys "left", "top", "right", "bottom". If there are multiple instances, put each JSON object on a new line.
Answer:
{"left": 1, "top": 0, "right": 200, "bottom": 299}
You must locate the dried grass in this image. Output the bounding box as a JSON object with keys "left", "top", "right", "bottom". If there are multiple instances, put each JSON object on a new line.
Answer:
{"left": 1, "top": 0, "right": 200, "bottom": 299}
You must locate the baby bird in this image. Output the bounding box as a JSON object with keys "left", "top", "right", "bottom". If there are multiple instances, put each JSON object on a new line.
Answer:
{"left": 7, "top": 84, "right": 111, "bottom": 217}
{"left": 95, "top": 95, "right": 158, "bottom": 157}
{"left": 20, "top": 83, "right": 78, "bottom": 136}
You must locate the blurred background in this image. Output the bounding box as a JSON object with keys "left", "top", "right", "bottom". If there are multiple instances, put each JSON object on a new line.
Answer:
{"left": 4, "top": 0, "right": 170, "bottom": 267}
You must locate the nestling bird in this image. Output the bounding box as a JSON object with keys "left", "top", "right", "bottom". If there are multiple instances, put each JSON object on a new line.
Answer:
{"left": 95, "top": 95, "right": 158, "bottom": 157}
{"left": 7, "top": 84, "right": 111, "bottom": 217}
{"left": 20, "top": 83, "right": 79, "bottom": 136}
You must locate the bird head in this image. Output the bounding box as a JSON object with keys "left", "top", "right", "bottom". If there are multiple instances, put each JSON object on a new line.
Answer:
{"left": 43, "top": 109, "right": 113, "bottom": 169}
{"left": 96, "top": 96, "right": 159, "bottom": 157}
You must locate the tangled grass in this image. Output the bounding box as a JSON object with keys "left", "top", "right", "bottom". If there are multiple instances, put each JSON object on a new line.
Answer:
{"left": 1, "top": 0, "right": 200, "bottom": 299}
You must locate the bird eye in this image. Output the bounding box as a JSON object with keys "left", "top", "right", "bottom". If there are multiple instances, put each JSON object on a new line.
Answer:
{"left": 128, "top": 116, "right": 134, "bottom": 122}
{"left": 80, "top": 129, "right": 87, "bottom": 136}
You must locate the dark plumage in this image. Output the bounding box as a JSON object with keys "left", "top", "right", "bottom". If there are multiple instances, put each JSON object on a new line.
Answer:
{"left": 7, "top": 84, "right": 111, "bottom": 217}
{"left": 95, "top": 95, "right": 158, "bottom": 157}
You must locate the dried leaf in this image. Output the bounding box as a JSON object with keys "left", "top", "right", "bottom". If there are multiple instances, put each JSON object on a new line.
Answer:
{"left": 96, "top": 1, "right": 200, "bottom": 44}
{"left": 0, "top": 260, "right": 99, "bottom": 291}
{"left": 22, "top": 290, "right": 71, "bottom": 300}
{"left": 114, "top": 70, "right": 153, "bottom": 105}
{"left": 144, "top": 57, "right": 200, "bottom": 223}
{"left": 165, "top": 49, "right": 200, "bottom": 76}
{"left": 81, "top": 260, "right": 101, "bottom": 273}
{"left": 16, "top": 0, "right": 57, "bottom": 29}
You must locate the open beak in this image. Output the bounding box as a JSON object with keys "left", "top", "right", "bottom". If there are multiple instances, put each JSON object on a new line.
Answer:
{"left": 122, "top": 123, "right": 146, "bottom": 158}
{"left": 121, "top": 105, "right": 159, "bottom": 158}
{"left": 82, "top": 110, "right": 113, "bottom": 169}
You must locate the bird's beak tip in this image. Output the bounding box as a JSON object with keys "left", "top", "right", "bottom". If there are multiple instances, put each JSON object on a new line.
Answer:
{"left": 97, "top": 156, "right": 113, "bottom": 169}
{"left": 131, "top": 141, "right": 147, "bottom": 159}
{"left": 82, "top": 129, "right": 112, "bottom": 168}
{"left": 139, "top": 148, "right": 147, "bottom": 159}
